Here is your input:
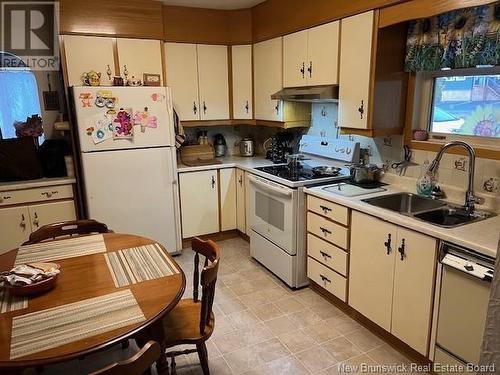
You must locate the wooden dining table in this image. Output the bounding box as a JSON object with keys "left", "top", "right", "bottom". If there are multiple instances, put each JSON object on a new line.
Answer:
{"left": 0, "top": 233, "right": 186, "bottom": 374}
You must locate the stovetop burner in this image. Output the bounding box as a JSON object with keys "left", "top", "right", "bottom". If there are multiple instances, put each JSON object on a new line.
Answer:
{"left": 255, "top": 163, "right": 344, "bottom": 182}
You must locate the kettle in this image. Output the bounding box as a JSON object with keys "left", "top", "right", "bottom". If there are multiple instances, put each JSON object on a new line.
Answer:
{"left": 239, "top": 137, "right": 255, "bottom": 157}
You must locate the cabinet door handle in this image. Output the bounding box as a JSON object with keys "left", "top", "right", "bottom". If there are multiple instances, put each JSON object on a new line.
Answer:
{"left": 307, "top": 61, "right": 312, "bottom": 78}
{"left": 33, "top": 212, "right": 39, "bottom": 228}
{"left": 193, "top": 102, "right": 197, "bottom": 115}
{"left": 238, "top": 176, "right": 243, "bottom": 186}
{"left": 320, "top": 227, "right": 331, "bottom": 236}
{"left": 358, "top": 100, "right": 364, "bottom": 119}
{"left": 320, "top": 274, "right": 331, "bottom": 284}
{"left": 211, "top": 176, "right": 216, "bottom": 189}
{"left": 245, "top": 100, "right": 249, "bottom": 113}
{"left": 319, "top": 205, "right": 332, "bottom": 213}
{"left": 320, "top": 251, "right": 332, "bottom": 259}
{"left": 20, "top": 214, "right": 26, "bottom": 229}
{"left": 275, "top": 101, "right": 279, "bottom": 115}
{"left": 384, "top": 233, "right": 392, "bottom": 255}
{"left": 398, "top": 239, "right": 406, "bottom": 261}
{"left": 203, "top": 101, "right": 207, "bottom": 114}
{"left": 300, "top": 62, "right": 305, "bottom": 78}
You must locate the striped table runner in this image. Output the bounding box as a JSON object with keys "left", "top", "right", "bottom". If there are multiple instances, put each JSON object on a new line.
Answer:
{"left": 10, "top": 289, "right": 145, "bottom": 359}
{"left": 0, "top": 288, "right": 28, "bottom": 314}
{"left": 104, "top": 243, "right": 180, "bottom": 288}
{"left": 15, "top": 234, "right": 106, "bottom": 265}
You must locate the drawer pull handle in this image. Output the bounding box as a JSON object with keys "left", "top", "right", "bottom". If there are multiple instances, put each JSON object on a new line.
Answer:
{"left": 41, "top": 191, "right": 58, "bottom": 198}
{"left": 320, "top": 227, "right": 331, "bottom": 235}
{"left": 384, "top": 233, "right": 392, "bottom": 255}
{"left": 319, "top": 205, "right": 332, "bottom": 213}
{"left": 320, "top": 251, "right": 332, "bottom": 259}
{"left": 0, "top": 195, "right": 12, "bottom": 203}
{"left": 320, "top": 274, "right": 331, "bottom": 284}
{"left": 33, "top": 212, "right": 39, "bottom": 228}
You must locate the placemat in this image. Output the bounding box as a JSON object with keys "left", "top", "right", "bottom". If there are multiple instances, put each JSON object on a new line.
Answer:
{"left": 10, "top": 289, "right": 145, "bottom": 359}
{"left": 15, "top": 234, "right": 107, "bottom": 265}
{"left": 0, "top": 288, "right": 28, "bottom": 314}
{"left": 104, "top": 243, "right": 180, "bottom": 288}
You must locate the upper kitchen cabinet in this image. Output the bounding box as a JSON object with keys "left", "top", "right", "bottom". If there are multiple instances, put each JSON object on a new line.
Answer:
{"left": 254, "top": 37, "right": 283, "bottom": 122}
{"left": 231, "top": 45, "right": 253, "bottom": 120}
{"left": 116, "top": 38, "right": 163, "bottom": 85}
{"left": 165, "top": 43, "right": 229, "bottom": 121}
{"left": 283, "top": 21, "right": 339, "bottom": 87}
{"left": 197, "top": 45, "right": 230, "bottom": 120}
{"left": 165, "top": 43, "right": 200, "bottom": 121}
{"left": 254, "top": 37, "right": 311, "bottom": 128}
{"left": 338, "top": 11, "right": 408, "bottom": 137}
{"left": 63, "top": 35, "right": 115, "bottom": 86}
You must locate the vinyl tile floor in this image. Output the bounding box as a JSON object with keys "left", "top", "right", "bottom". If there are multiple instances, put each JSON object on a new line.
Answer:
{"left": 24, "top": 237, "right": 425, "bottom": 375}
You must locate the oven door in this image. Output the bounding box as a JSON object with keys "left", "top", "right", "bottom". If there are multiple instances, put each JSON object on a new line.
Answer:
{"left": 247, "top": 174, "right": 297, "bottom": 255}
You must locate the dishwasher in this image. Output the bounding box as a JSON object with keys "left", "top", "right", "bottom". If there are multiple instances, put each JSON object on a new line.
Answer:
{"left": 434, "top": 242, "right": 494, "bottom": 372}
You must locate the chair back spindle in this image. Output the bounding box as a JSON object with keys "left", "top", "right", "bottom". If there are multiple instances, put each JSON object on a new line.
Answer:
{"left": 24, "top": 219, "right": 111, "bottom": 245}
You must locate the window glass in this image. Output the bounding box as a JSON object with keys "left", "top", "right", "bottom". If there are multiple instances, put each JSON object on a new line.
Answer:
{"left": 430, "top": 74, "right": 500, "bottom": 138}
{"left": 0, "top": 70, "right": 42, "bottom": 141}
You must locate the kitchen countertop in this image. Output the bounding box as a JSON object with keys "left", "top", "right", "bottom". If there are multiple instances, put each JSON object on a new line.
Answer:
{"left": 177, "top": 155, "right": 276, "bottom": 173}
{"left": 0, "top": 177, "right": 77, "bottom": 192}
{"left": 305, "top": 184, "right": 500, "bottom": 258}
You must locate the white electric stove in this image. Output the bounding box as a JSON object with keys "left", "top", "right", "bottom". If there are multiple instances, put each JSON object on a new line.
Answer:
{"left": 247, "top": 136, "right": 360, "bottom": 288}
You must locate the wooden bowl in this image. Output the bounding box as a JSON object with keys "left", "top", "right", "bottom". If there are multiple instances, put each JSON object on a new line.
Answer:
{"left": 3, "top": 273, "right": 59, "bottom": 297}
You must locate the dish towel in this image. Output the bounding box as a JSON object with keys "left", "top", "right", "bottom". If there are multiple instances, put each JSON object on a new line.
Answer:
{"left": 173, "top": 107, "right": 186, "bottom": 149}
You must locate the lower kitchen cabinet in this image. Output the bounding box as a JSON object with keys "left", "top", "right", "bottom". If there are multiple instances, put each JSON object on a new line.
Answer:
{"left": 28, "top": 201, "right": 76, "bottom": 231}
{"left": 219, "top": 168, "right": 237, "bottom": 231}
{"left": 236, "top": 168, "right": 246, "bottom": 234}
{"left": 0, "top": 184, "right": 77, "bottom": 254}
{"left": 179, "top": 170, "right": 219, "bottom": 238}
{"left": 349, "top": 211, "right": 437, "bottom": 355}
{"left": 0, "top": 206, "right": 31, "bottom": 254}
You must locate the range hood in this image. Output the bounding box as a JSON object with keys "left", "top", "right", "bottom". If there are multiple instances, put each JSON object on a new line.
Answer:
{"left": 271, "top": 85, "right": 339, "bottom": 103}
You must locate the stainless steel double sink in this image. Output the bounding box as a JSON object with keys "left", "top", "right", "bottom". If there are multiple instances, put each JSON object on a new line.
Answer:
{"left": 362, "top": 192, "right": 495, "bottom": 228}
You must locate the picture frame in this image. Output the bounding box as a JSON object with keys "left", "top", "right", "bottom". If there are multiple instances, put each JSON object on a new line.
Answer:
{"left": 143, "top": 73, "right": 161, "bottom": 87}
{"left": 43, "top": 91, "right": 60, "bottom": 111}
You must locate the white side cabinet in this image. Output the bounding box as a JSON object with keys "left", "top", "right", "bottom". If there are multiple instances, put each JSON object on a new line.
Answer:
{"left": 0, "top": 184, "right": 77, "bottom": 254}
{"left": 219, "top": 168, "right": 237, "bottom": 231}
{"left": 236, "top": 169, "right": 246, "bottom": 234}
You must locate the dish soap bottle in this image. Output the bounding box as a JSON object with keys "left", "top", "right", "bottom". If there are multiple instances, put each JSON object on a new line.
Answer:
{"left": 416, "top": 161, "right": 435, "bottom": 197}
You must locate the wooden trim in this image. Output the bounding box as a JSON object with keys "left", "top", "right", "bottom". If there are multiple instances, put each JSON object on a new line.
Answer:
{"left": 409, "top": 140, "right": 500, "bottom": 160}
{"left": 160, "top": 40, "right": 167, "bottom": 86}
{"left": 228, "top": 46, "right": 234, "bottom": 120}
{"left": 367, "top": 10, "right": 380, "bottom": 131}
{"left": 181, "top": 229, "right": 241, "bottom": 249}
{"left": 112, "top": 38, "right": 120, "bottom": 76}
{"left": 309, "top": 281, "right": 432, "bottom": 366}
{"left": 403, "top": 72, "right": 417, "bottom": 145}
{"left": 340, "top": 127, "right": 404, "bottom": 137}
{"left": 379, "top": 0, "right": 497, "bottom": 28}
{"left": 181, "top": 119, "right": 257, "bottom": 128}
{"left": 251, "top": 45, "right": 255, "bottom": 120}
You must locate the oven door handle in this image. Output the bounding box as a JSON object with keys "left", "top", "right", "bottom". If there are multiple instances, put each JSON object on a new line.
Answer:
{"left": 248, "top": 175, "right": 293, "bottom": 197}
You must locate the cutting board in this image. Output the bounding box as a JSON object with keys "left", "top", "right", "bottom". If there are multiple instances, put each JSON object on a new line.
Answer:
{"left": 180, "top": 144, "right": 221, "bottom": 166}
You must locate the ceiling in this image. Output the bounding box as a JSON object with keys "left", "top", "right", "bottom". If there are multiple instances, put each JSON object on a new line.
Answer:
{"left": 161, "top": 0, "right": 266, "bottom": 10}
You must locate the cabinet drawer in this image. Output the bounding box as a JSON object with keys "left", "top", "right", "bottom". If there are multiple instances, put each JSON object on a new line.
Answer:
{"left": 307, "top": 211, "right": 349, "bottom": 249}
{"left": 307, "top": 233, "right": 347, "bottom": 276}
{"left": 307, "top": 195, "right": 349, "bottom": 225}
{"left": 0, "top": 185, "right": 73, "bottom": 207}
{"left": 308, "top": 257, "right": 347, "bottom": 302}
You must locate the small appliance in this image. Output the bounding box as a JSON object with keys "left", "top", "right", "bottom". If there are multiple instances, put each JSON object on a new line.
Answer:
{"left": 239, "top": 137, "right": 255, "bottom": 157}
{"left": 213, "top": 133, "right": 227, "bottom": 157}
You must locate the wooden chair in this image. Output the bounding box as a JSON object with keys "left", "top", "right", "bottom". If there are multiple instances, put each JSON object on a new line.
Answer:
{"left": 23, "top": 219, "right": 111, "bottom": 245}
{"left": 153, "top": 237, "right": 220, "bottom": 375}
{"left": 90, "top": 341, "right": 161, "bottom": 375}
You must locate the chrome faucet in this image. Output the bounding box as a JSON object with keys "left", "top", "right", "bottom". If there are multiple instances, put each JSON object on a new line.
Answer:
{"left": 428, "top": 141, "right": 483, "bottom": 214}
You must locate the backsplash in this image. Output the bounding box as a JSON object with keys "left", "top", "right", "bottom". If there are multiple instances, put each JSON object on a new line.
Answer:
{"left": 309, "top": 102, "right": 499, "bottom": 210}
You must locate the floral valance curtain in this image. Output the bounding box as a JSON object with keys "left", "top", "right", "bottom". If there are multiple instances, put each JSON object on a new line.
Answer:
{"left": 404, "top": 3, "right": 500, "bottom": 72}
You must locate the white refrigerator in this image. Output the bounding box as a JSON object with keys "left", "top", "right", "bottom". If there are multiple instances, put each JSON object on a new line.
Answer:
{"left": 72, "top": 86, "right": 181, "bottom": 253}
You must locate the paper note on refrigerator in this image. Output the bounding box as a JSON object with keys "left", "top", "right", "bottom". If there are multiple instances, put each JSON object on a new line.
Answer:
{"left": 85, "top": 113, "right": 113, "bottom": 144}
